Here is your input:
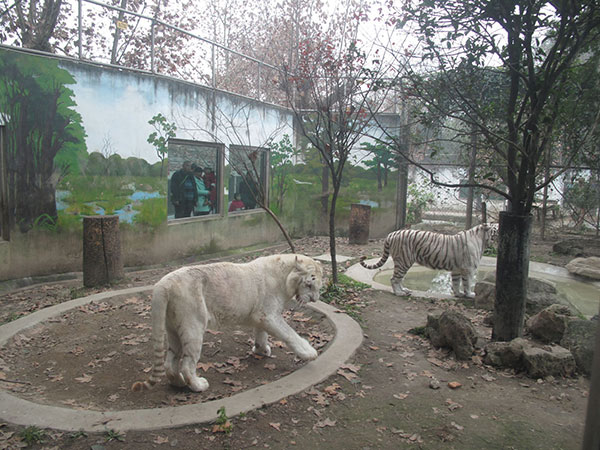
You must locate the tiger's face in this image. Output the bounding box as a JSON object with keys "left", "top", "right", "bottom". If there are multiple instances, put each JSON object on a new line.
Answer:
{"left": 295, "top": 262, "right": 323, "bottom": 303}
{"left": 484, "top": 223, "right": 499, "bottom": 246}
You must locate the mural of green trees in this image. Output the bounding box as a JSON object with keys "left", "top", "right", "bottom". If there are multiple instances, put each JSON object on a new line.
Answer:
{"left": 0, "top": 49, "right": 86, "bottom": 232}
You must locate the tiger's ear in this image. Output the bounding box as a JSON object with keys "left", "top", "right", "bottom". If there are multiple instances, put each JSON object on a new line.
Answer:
{"left": 294, "top": 255, "right": 305, "bottom": 273}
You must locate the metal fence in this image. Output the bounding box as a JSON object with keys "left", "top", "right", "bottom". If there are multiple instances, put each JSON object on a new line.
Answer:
{"left": 75, "top": 0, "right": 286, "bottom": 104}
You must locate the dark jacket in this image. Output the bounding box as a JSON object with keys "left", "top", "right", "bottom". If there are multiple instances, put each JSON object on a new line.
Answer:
{"left": 170, "top": 169, "right": 198, "bottom": 205}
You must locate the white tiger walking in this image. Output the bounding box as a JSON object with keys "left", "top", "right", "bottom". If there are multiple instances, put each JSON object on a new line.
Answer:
{"left": 360, "top": 224, "right": 498, "bottom": 298}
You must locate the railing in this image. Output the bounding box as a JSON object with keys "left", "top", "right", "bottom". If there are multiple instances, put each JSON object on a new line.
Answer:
{"left": 75, "top": 0, "right": 286, "bottom": 105}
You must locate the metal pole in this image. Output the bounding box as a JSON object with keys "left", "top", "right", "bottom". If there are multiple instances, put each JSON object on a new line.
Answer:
{"left": 78, "top": 0, "right": 83, "bottom": 59}
{"left": 150, "top": 20, "right": 155, "bottom": 73}
{"left": 257, "top": 62, "right": 261, "bottom": 101}
{"left": 211, "top": 43, "right": 216, "bottom": 89}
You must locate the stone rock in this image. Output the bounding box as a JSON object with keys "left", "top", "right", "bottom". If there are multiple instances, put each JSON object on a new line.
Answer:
{"left": 474, "top": 275, "right": 570, "bottom": 315}
{"left": 426, "top": 310, "right": 477, "bottom": 360}
{"left": 527, "top": 304, "right": 573, "bottom": 344}
{"left": 566, "top": 256, "right": 600, "bottom": 280}
{"left": 484, "top": 337, "right": 528, "bottom": 369}
{"left": 553, "top": 239, "right": 600, "bottom": 258}
{"left": 474, "top": 281, "right": 495, "bottom": 310}
{"left": 561, "top": 319, "right": 597, "bottom": 376}
{"left": 522, "top": 345, "right": 576, "bottom": 378}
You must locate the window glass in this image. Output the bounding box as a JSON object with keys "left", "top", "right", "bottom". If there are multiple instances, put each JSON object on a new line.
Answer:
{"left": 228, "top": 145, "right": 267, "bottom": 213}
{"left": 168, "top": 140, "right": 221, "bottom": 220}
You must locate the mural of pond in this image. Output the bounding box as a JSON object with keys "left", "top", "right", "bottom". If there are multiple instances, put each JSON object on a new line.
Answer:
{"left": 56, "top": 190, "right": 163, "bottom": 223}
{"left": 372, "top": 263, "right": 600, "bottom": 318}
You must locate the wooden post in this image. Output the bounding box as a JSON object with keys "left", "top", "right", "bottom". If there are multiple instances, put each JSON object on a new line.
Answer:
{"left": 83, "top": 216, "right": 123, "bottom": 287}
{"left": 349, "top": 204, "right": 371, "bottom": 244}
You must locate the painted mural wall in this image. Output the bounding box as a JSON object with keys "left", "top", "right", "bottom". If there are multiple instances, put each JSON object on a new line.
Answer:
{"left": 0, "top": 47, "right": 293, "bottom": 281}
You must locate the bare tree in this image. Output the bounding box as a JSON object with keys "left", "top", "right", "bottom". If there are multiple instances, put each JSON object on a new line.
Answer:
{"left": 384, "top": 0, "right": 600, "bottom": 340}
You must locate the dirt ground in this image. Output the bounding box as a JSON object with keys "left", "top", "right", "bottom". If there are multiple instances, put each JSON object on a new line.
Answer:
{"left": 0, "top": 225, "right": 597, "bottom": 449}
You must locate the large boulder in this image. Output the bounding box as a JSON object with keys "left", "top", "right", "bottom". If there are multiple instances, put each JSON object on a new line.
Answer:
{"left": 526, "top": 304, "right": 572, "bottom": 343}
{"left": 484, "top": 337, "right": 528, "bottom": 369}
{"left": 561, "top": 319, "right": 597, "bottom": 376}
{"left": 522, "top": 345, "right": 576, "bottom": 378}
{"left": 426, "top": 310, "right": 478, "bottom": 360}
{"left": 566, "top": 256, "right": 600, "bottom": 280}
{"left": 474, "top": 275, "right": 568, "bottom": 315}
{"left": 553, "top": 239, "right": 600, "bottom": 258}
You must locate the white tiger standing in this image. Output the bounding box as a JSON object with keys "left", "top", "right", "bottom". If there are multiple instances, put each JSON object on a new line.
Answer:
{"left": 360, "top": 224, "right": 498, "bottom": 298}
{"left": 132, "top": 254, "right": 323, "bottom": 393}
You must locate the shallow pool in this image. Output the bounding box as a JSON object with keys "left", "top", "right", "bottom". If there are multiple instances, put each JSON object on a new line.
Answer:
{"left": 373, "top": 265, "right": 599, "bottom": 317}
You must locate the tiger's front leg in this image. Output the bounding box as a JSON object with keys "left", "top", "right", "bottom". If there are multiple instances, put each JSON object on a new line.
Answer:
{"left": 451, "top": 271, "right": 464, "bottom": 297}
{"left": 252, "top": 328, "right": 272, "bottom": 357}
{"left": 463, "top": 269, "right": 476, "bottom": 298}
{"left": 260, "top": 314, "right": 317, "bottom": 361}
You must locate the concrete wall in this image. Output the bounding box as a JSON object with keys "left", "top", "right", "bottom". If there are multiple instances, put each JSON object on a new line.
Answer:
{"left": 0, "top": 47, "right": 291, "bottom": 281}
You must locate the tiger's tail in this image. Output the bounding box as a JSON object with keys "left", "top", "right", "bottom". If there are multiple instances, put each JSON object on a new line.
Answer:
{"left": 360, "top": 238, "right": 391, "bottom": 270}
{"left": 131, "top": 282, "right": 168, "bottom": 392}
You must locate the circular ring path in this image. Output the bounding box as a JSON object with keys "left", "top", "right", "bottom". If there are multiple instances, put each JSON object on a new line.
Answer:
{"left": 0, "top": 286, "right": 363, "bottom": 432}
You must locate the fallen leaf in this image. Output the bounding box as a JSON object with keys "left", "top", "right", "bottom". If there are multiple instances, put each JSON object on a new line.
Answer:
{"left": 448, "top": 381, "right": 462, "bottom": 389}
{"left": 340, "top": 363, "right": 361, "bottom": 373}
{"left": 264, "top": 363, "right": 277, "bottom": 371}
{"left": 481, "top": 374, "right": 496, "bottom": 382}
{"left": 323, "top": 383, "right": 341, "bottom": 396}
{"left": 393, "top": 393, "right": 408, "bottom": 400}
{"left": 369, "top": 345, "right": 379, "bottom": 351}
{"left": 197, "top": 362, "right": 214, "bottom": 372}
{"left": 269, "top": 422, "right": 281, "bottom": 431}
{"left": 446, "top": 398, "right": 463, "bottom": 411}
{"left": 153, "top": 435, "right": 169, "bottom": 444}
{"left": 107, "top": 394, "right": 119, "bottom": 402}
{"left": 75, "top": 374, "right": 92, "bottom": 383}
{"left": 336, "top": 369, "right": 358, "bottom": 382}
{"left": 314, "top": 418, "right": 336, "bottom": 429}
{"left": 451, "top": 422, "right": 464, "bottom": 431}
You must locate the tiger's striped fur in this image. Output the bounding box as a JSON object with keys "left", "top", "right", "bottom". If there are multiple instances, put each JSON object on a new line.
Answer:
{"left": 361, "top": 224, "right": 498, "bottom": 298}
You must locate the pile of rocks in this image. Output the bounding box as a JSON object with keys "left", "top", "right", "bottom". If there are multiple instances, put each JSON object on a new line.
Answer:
{"left": 424, "top": 305, "right": 597, "bottom": 378}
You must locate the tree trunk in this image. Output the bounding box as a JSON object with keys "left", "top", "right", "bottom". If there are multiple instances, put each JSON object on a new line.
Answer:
{"left": 395, "top": 159, "right": 408, "bottom": 229}
{"left": 329, "top": 188, "right": 339, "bottom": 283}
{"left": 492, "top": 212, "right": 533, "bottom": 341}
{"left": 376, "top": 162, "right": 382, "bottom": 191}
{"left": 320, "top": 161, "right": 329, "bottom": 233}
{"left": 262, "top": 204, "right": 295, "bottom": 253}
{"left": 465, "top": 130, "right": 477, "bottom": 229}
{"left": 83, "top": 216, "right": 123, "bottom": 287}
{"left": 582, "top": 301, "right": 600, "bottom": 449}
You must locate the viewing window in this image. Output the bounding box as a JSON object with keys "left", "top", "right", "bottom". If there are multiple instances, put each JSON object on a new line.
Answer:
{"left": 167, "top": 140, "right": 223, "bottom": 221}
{"left": 227, "top": 145, "right": 268, "bottom": 213}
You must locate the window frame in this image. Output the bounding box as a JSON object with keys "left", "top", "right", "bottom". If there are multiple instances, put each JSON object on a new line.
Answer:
{"left": 167, "top": 139, "right": 225, "bottom": 223}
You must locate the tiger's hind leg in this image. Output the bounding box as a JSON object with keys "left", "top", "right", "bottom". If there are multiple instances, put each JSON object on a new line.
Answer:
{"left": 252, "top": 328, "right": 272, "bottom": 357}
{"left": 451, "top": 271, "right": 464, "bottom": 297}
{"left": 391, "top": 258, "right": 412, "bottom": 296}
{"left": 179, "top": 318, "right": 209, "bottom": 392}
{"left": 165, "top": 329, "right": 186, "bottom": 388}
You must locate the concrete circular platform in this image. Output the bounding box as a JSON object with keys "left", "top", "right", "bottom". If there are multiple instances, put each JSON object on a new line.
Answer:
{"left": 0, "top": 286, "right": 363, "bottom": 432}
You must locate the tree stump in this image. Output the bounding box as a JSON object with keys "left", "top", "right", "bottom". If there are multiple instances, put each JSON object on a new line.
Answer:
{"left": 83, "top": 216, "right": 123, "bottom": 287}
{"left": 349, "top": 204, "right": 371, "bottom": 244}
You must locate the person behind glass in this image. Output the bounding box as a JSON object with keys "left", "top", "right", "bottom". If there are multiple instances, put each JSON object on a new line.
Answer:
{"left": 228, "top": 192, "right": 245, "bottom": 212}
{"left": 203, "top": 167, "right": 217, "bottom": 213}
{"left": 170, "top": 161, "right": 197, "bottom": 218}
{"left": 192, "top": 164, "right": 210, "bottom": 216}
{"left": 239, "top": 173, "right": 257, "bottom": 210}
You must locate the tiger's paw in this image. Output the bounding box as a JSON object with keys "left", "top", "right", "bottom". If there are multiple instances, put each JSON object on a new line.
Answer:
{"left": 464, "top": 292, "right": 475, "bottom": 299}
{"left": 252, "top": 344, "right": 272, "bottom": 357}
{"left": 188, "top": 376, "right": 209, "bottom": 392}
